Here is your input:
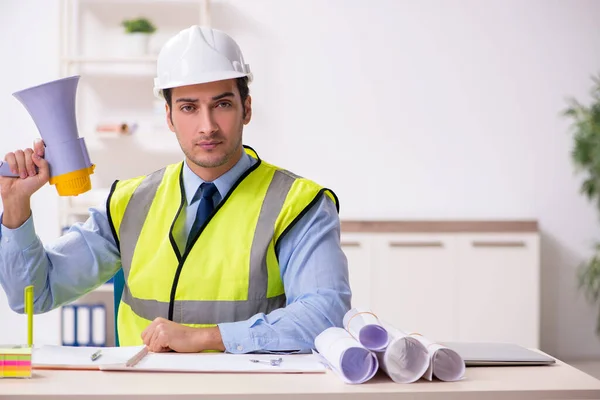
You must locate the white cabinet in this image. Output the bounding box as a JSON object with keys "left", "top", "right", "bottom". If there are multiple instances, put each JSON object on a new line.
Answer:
{"left": 455, "top": 234, "right": 540, "bottom": 348}
{"left": 372, "top": 234, "right": 458, "bottom": 341}
{"left": 340, "top": 234, "right": 373, "bottom": 310}
{"left": 340, "top": 227, "right": 540, "bottom": 348}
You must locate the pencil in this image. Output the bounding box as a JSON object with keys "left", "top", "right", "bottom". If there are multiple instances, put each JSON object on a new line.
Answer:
{"left": 126, "top": 346, "right": 149, "bottom": 368}
{"left": 24, "top": 285, "right": 33, "bottom": 347}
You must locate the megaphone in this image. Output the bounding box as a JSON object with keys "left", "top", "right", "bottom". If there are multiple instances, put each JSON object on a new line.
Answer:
{"left": 0, "top": 76, "right": 95, "bottom": 196}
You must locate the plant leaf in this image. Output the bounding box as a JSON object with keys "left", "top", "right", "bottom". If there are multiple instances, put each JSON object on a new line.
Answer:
{"left": 566, "top": 73, "right": 600, "bottom": 335}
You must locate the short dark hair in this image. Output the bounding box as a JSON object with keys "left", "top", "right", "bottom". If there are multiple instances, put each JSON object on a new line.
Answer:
{"left": 163, "top": 77, "right": 249, "bottom": 119}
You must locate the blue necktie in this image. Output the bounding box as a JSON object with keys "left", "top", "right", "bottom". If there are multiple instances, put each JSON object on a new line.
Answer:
{"left": 186, "top": 182, "right": 218, "bottom": 251}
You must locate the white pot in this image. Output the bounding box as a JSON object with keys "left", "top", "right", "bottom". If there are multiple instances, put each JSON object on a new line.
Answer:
{"left": 122, "top": 33, "right": 151, "bottom": 57}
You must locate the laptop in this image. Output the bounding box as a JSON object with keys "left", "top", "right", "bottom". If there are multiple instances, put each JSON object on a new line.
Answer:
{"left": 440, "top": 342, "right": 556, "bottom": 366}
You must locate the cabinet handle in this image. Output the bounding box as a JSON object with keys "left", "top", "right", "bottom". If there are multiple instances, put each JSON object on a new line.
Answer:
{"left": 472, "top": 241, "right": 526, "bottom": 248}
{"left": 341, "top": 242, "right": 361, "bottom": 247}
{"left": 389, "top": 241, "right": 444, "bottom": 248}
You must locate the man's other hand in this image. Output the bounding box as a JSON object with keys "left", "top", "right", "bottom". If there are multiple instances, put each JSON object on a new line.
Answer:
{"left": 141, "top": 317, "right": 225, "bottom": 353}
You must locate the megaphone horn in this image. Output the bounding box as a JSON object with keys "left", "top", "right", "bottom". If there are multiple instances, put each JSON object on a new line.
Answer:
{"left": 0, "top": 75, "right": 95, "bottom": 196}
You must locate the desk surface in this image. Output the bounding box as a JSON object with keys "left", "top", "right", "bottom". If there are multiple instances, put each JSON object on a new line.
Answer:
{"left": 2, "top": 357, "right": 600, "bottom": 400}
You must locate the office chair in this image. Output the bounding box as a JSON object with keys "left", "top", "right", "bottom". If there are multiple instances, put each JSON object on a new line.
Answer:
{"left": 112, "top": 268, "right": 125, "bottom": 347}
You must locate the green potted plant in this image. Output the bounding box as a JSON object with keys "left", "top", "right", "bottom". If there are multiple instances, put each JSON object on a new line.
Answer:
{"left": 565, "top": 73, "right": 600, "bottom": 334}
{"left": 120, "top": 17, "right": 157, "bottom": 56}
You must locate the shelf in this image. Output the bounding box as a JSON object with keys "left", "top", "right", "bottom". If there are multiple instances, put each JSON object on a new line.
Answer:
{"left": 63, "top": 56, "right": 157, "bottom": 64}
{"left": 66, "top": 188, "right": 110, "bottom": 216}
{"left": 93, "top": 130, "right": 136, "bottom": 139}
{"left": 67, "top": 206, "right": 93, "bottom": 216}
{"left": 78, "top": 0, "right": 204, "bottom": 4}
{"left": 70, "top": 0, "right": 209, "bottom": 32}
{"left": 58, "top": 0, "right": 208, "bottom": 231}
{"left": 63, "top": 57, "right": 158, "bottom": 77}
{"left": 96, "top": 284, "right": 114, "bottom": 293}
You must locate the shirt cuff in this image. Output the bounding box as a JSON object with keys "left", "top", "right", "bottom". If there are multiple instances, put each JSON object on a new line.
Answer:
{"left": 0, "top": 213, "right": 38, "bottom": 250}
{"left": 218, "top": 320, "right": 273, "bottom": 354}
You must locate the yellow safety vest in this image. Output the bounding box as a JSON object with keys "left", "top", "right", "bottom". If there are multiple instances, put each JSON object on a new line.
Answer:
{"left": 107, "top": 146, "right": 339, "bottom": 346}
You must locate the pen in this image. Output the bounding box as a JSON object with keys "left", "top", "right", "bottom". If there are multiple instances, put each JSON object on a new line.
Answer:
{"left": 24, "top": 286, "right": 33, "bottom": 348}
{"left": 249, "top": 357, "right": 283, "bottom": 366}
{"left": 90, "top": 350, "right": 102, "bottom": 361}
{"left": 126, "top": 346, "right": 149, "bottom": 367}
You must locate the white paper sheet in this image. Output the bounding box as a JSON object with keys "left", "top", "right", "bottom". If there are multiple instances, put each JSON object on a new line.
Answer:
{"left": 377, "top": 322, "right": 430, "bottom": 383}
{"left": 32, "top": 345, "right": 145, "bottom": 369}
{"left": 32, "top": 345, "right": 326, "bottom": 373}
{"left": 314, "top": 327, "right": 379, "bottom": 384}
{"left": 343, "top": 308, "right": 389, "bottom": 351}
{"left": 101, "top": 352, "right": 326, "bottom": 373}
{"left": 410, "top": 335, "right": 465, "bottom": 381}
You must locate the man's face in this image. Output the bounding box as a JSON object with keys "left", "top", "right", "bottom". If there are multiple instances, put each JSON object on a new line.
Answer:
{"left": 166, "top": 79, "right": 252, "bottom": 175}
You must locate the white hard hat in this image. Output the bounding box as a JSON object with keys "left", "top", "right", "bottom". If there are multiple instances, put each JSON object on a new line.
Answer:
{"left": 153, "top": 25, "right": 253, "bottom": 99}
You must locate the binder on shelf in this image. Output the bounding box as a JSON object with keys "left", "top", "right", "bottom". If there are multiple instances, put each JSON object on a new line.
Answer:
{"left": 61, "top": 304, "right": 106, "bottom": 347}
{"left": 91, "top": 305, "right": 107, "bottom": 347}
{"left": 76, "top": 306, "right": 91, "bottom": 346}
{"left": 61, "top": 306, "right": 76, "bottom": 346}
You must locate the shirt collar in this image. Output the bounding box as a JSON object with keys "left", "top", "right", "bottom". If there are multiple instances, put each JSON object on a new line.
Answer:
{"left": 182, "top": 150, "right": 255, "bottom": 205}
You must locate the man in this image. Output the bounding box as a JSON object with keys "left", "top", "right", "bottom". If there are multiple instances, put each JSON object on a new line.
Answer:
{"left": 0, "top": 26, "right": 351, "bottom": 353}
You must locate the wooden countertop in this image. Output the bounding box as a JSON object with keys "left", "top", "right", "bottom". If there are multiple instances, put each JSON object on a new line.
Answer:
{"left": 4, "top": 356, "right": 600, "bottom": 399}
{"left": 340, "top": 220, "right": 538, "bottom": 233}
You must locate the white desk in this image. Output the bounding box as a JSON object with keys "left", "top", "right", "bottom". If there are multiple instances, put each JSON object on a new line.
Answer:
{"left": 2, "top": 358, "right": 600, "bottom": 400}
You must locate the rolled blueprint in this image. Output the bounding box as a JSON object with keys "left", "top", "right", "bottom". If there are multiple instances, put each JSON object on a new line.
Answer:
{"left": 377, "top": 322, "right": 429, "bottom": 383}
{"left": 411, "top": 335, "right": 465, "bottom": 382}
{"left": 343, "top": 308, "right": 389, "bottom": 351}
{"left": 314, "top": 327, "right": 379, "bottom": 384}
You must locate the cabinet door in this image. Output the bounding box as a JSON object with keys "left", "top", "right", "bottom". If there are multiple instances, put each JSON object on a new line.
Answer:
{"left": 371, "top": 234, "right": 458, "bottom": 341}
{"left": 456, "top": 233, "right": 540, "bottom": 348}
{"left": 340, "top": 234, "right": 373, "bottom": 309}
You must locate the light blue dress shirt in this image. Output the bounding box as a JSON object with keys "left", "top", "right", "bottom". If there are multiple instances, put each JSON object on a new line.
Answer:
{"left": 0, "top": 151, "right": 351, "bottom": 353}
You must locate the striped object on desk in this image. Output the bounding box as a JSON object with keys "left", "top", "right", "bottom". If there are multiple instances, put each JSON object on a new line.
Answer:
{"left": 0, "top": 347, "right": 32, "bottom": 378}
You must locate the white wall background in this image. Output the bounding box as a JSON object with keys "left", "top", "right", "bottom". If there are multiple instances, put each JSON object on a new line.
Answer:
{"left": 1, "top": 0, "right": 600, "bottom": 359}
{"left": 0, "top": 0, "right": 62, "bottom": 345}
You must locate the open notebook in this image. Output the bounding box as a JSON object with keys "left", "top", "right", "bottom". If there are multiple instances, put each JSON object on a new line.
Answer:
{"left": 32, "top": 345, "right": 327, "bottom": 373}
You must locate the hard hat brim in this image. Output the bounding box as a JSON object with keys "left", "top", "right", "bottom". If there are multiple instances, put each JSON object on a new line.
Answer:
{"left": 153, "top": 71, "right": 253, "bottom": 99}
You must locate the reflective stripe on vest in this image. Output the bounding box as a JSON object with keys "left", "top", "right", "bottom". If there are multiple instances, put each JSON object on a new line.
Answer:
{"left": 118, "top": 168, "right": 295, "bottom": 324}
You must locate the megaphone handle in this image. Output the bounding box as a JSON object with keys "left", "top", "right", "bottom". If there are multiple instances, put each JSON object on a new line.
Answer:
{"left": 0, "top": 161, "right": 19, "bottom": 177}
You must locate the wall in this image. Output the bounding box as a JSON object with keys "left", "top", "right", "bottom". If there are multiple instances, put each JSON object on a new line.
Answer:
{"left": 1, "top": 0, "right": 600, "bottom": 359}
{"left": 0, "top": 0, "right": 62, "bottom": 344}
{"left": 218, "top": 0, "right": 600, "bottom": 360}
